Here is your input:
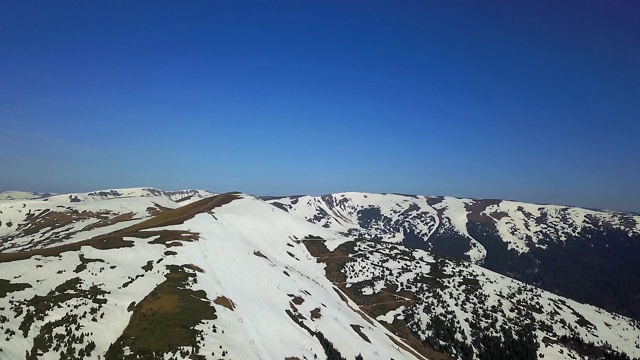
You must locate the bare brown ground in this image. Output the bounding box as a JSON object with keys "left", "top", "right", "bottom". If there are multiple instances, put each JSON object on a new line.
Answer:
{"left": 213, "top": 296, "right": 236, "bottom": 311}
{"left": 302, "top": 239, "right": 450, "bottom": 360}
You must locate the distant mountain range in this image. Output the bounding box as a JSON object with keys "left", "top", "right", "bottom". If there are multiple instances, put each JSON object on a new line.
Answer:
{"left": 268, "top": 193, "right": 640, "bottom": 322}
{"left": 0, "top": 188, "right": 638, "bottom": 360}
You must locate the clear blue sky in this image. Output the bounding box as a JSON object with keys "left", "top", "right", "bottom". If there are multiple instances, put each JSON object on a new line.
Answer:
{"left": 1, "top": 1, "right": 639, "bottom": 212}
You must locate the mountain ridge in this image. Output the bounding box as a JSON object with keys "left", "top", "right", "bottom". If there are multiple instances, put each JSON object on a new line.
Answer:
{"left": 267, "top": 192, "right": 640, "bottom": 321}
{"left": 1, "top": 188, "right": 639, "bottom": 360}
{"left": 0, "top": 187, "right": 216, "bottom": 203}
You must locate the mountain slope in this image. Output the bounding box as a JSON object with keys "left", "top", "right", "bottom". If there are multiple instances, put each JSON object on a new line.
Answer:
{"left": 0, "top": 189, "right": 638, "bottom": 360}
{"left": 0, "top": 193, "right": 422, "bottom": 360}
{"left": 0, "top": 188, "right": 216, "bottom": 254}
{"left": 268, "top": 193, "right": 640, "bottom": 320}
{"left": 304, "top": 238, "right": 640, "bottom": 360}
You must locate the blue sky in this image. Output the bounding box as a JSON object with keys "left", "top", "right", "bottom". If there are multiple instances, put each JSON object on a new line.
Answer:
{"left": 1, "top": 1, "right": 639, "bottom": 212}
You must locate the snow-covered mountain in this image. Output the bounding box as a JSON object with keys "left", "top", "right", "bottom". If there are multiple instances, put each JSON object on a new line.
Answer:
{"left": 0, "top": 191, "right": 55, "bottom": 201}
{"left": 0, "top": 187, "right": 215, "bottom": 203}
{"left": 0, "top": 188, "right": 215, "bottom": 253}
{"left": 268, "top": 193, "right": 640, "bottom": 322}
{"left": 37, "top": 187, "right": 215, "bottom": 203}
{"left": 1, "top": 189, "right": 639, "bottom": 360}
{"left": 268, "top": 193, "right": 640, "bottom": 260}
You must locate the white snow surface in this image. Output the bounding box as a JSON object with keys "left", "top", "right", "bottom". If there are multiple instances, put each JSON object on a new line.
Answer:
{"left": 0, "top": 191, "right": 52, "bottom": 200}
{"left": 42, "top": 187, "right": 215, "bottom": 203}
{"left": 271, "top": 192, "right": 442, "bottom": 245}
{"left": 483, "top": 200, "right": 640, "bottom": 253}
{"left": 167, "top": 198, "right": 418, "bottom": 360}
{"left": 0, "top": 193, "right": 420, "bottom": 360}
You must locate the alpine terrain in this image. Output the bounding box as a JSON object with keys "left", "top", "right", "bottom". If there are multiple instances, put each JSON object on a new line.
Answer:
{"left": 0, "top": 188, "right": 638, "bottom": 360}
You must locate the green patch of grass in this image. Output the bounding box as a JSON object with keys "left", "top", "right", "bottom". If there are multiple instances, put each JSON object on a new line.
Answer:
{"left": 387, "top": 319, "right": 453, "bottom": 360}
{"left": 0, "top": 233, "right": 135, "bottom": 263}
{"left": 460, "top": 277, "right": 479, "bottom": 287}
{"left": 0, "top": 279, "right": 32, "bottom": 298}
{"left": 125, "top": 193, "right": 239, "bottom": 233}
{"left": 54, "top": 277, "right": 82, "bottom": 293}
{"left": 460, "top": 277, "right": 480, "bottom": 295}
{"left": 121, "top": 274, "right": 143, "bottom": 288}
{"left": 19, "top": 209, "right": 112, "bottom": 237}
{"left": 145, "top": 230, "right": 199, "bottom": 246}
{"left": 184, "top": 264, "right": 204, "bottom": 273}
{"left": 83, "top": 212, "right": 135, "bottom": 231}
{"left": 428, "top": 258, "right": 454, "bottom": 279}
{"left": 105, "top": 264, "right": 217, "bottom": 359}
{"left": 253, "top": 250, "right": 269, "bottom": 260}
{"left": 142, "top": 261, "right": 154, "bottom": 272}
{"left": 288, "top": 294, "right": 305, "bottom": 305}
{"left": 27, "top": 313, "right": 95, "bottom": 360}
{"left": 146, "top": 202, "right": 173, "bottom": 216}
{"left": 74, "top": 253, "right": 105, "bottom": 273}
{"left": 415, "top": 275, "right": 448, "bottom": 290}
{"left": 350, "top": 324, "right": 370, "bottom": 343}
{"left": 16, "top": 277, "right": 108, "bottom": 337}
